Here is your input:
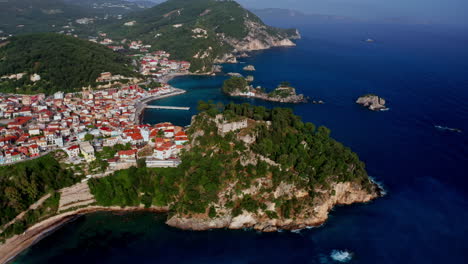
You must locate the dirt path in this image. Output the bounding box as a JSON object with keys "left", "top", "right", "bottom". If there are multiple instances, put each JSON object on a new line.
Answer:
{"left": 0, "top": 193, "right": 51, "bottom": 234}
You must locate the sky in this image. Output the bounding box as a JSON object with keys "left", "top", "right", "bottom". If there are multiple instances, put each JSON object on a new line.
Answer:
{"left": 236, "top": 0, "right": 468, "bottom": 25}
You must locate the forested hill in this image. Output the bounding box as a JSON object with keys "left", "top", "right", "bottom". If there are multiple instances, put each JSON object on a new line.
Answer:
{"left": 89, "top": 102, "right": 380, "bottom": 231}
{"left": 0, "top": 0, "right": 90, "bottom": 34}
{"left": 98, "top": 0, "right": 300, "bottom": 72}
{"left": 0, "top": 33, "right": 138, "bottom": 94}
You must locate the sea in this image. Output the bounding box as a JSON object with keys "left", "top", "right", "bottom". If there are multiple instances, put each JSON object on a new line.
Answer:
{"left": 13, "top": 21, "right": 468, "bottom": 263}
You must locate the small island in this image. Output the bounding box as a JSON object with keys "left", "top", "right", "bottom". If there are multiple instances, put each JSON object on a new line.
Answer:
{"left": 243, "top": 65, "right": 256, "bottom": 71}
{"left": 356, "top": 94, "right": 388, "bottom": 111}
{"left": 222, "top": 77, "right": 307, "bottom": 103}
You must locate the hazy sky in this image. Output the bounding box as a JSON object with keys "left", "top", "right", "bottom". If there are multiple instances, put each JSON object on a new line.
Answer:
{"left": 236, "top": 0, "right": 468, "bottom": 24}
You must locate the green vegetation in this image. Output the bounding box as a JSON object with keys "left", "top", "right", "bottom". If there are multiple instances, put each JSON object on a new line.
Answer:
{"left": 0, "top": 154, "right": 81, "bottom": 228}
{"left": 0, "top": 192, "right": 60, "bottom": 242}
{"left": 0, "top": 0, "right": 90, "bottom": 34}
{"left": 222, "top": 76, "right": 248, "bottom": 94}
{"left": 89, "top": 102, "right": 374, "bottom": 220}
{"left": 0, "top": 33, "right": 138, "bottom": 94}
{"left": 96, "top": 0, "right": 298, "bottom": 72}
{"left": 88, "top": 143, "right": 133, "bottom": 173}
{"left": 223, "top": 77, "right": 297, "bottom": 99}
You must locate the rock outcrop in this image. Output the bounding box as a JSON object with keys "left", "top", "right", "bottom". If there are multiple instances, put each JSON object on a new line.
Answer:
{"left": 356, "top": 95, "right": 387, "bottom": 111}
{"left": 166, "top": 181, "right": 380, "bottom": 232}
{"left": 243, "top": 65, "right": 256, "bottom": 71}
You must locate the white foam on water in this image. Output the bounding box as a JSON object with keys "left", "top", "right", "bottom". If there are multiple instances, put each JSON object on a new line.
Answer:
{"left": 330, "top": 250, "right": 353, "bottom": 262}
{"left": 369, "top": 176, "right": 387, "bottom": 197}
{"left": 291, "top": 229, "right": 302, "bottom": 234}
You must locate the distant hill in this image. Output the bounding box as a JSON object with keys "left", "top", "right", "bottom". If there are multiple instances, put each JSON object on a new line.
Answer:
{"left": 64, "top": 0, "right": 156, "bottom": 16}
{"left": 0, "top": 33, "right": 138, "bottom": 94}
{"left": 0, "top": 0, "right": 91, "bottom": 34}
{"left": 98, "top": 0, "right": 300, "bottom": 72}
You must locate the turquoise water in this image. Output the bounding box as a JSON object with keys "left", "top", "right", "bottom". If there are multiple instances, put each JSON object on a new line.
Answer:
{"left": 14, "top": 23, "right": 468, "bottom": 263}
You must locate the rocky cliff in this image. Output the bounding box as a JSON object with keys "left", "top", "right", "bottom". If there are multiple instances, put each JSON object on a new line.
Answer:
{"left": 223, "top": 20, "right": 298, "bottom": 52}
{"left": 166, "top": 180, "right": 380, "bottom": 232}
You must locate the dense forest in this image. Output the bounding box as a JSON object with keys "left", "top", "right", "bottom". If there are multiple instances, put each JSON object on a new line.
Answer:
{"left": 0, "top": 33, "right": 138, "bottom": 94}
{"left": 0, "top": 154, "right": 81, "bottom": 231}
{"left": 90, "top": 102, "right": 374, "bottom": 219}
{"left": 0, "top": 0, "right": 90, "bottom": 34}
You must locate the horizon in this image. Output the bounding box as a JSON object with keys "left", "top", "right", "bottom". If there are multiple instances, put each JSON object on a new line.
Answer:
{"left": 138, "top": 0, "right": 468, "bottom": 26}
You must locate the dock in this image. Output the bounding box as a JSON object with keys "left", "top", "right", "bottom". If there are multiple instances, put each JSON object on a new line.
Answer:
{"left": 145, "top": 105, "right": 190, "bottom": 110}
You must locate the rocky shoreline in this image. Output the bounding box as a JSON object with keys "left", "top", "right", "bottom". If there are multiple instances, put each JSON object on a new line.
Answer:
{"left": 228, "top": 90, "right": 308, "bottom": 104}
{"left": 0, "top": 179, "right": 382, "bottom": 264}
{"left": 166, "top": 181, "right": 382, "bottom": 232}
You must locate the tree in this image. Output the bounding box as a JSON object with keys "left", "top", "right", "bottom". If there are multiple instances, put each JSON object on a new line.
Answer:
{"left": 84, "top": 134, "right": 94, "bottom": 141}
{"left": 208, "top": 206, "right": 217, "bottom": 218}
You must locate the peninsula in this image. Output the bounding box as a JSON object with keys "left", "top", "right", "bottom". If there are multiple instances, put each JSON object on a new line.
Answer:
{"left": 223, "top": 77, "right": 307, "bottom": 103}
{"left": 0, "top": 102, "right": 382, "bottom": 263}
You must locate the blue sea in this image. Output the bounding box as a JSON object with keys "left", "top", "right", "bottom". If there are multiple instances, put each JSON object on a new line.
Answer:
{"left": 14, "top": 22, "right": 468, "bottom": 263}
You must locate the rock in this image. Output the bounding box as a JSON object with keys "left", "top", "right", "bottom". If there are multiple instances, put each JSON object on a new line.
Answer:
{"left": 243, "top": 65, "right": 256, "bottom": 71}
{"left": 356, "top": 94, "right": 387, "bottom": 111}
{"left": 245, "top": 75, "right": 254, "bottom": 82}
{"left": 238, "top": 52, "right": 250, "bottom": 58}
{"left": 227, "top": 72, "right": 243, "bottom": 77}
{"left": 213, "top": 65, "right": 223, "bottom": 73}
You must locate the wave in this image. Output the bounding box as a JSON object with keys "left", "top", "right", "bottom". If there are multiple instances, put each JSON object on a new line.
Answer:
{"left": 369, "top": 176, "right": 387, "bottom": 197}
{"left": 434, "top": 125, "right": 462, "bottom": 133}
{"left": 291, "top": 229, "right": 302, "bottom": 234}
{"left": 330, "top": 250, "right": 353, "bottom": 262}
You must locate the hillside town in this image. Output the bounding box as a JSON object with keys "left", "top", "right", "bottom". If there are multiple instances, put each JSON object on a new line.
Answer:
{"left": 0, "top": 84, "right": 189, "bottom": 170}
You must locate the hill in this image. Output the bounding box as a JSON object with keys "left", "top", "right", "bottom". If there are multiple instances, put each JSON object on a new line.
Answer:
{"left": 98, "top": 0, "right": 300, "bottom": 72}
{"left": 89, "top": 102, "right": 381, "bottom": 231}
{"left": 0, "top": 33, "right": 138, "bottom": 94}
{"left": 64, "top": 0, "right": 156, "bottom": 16}
{"left": 0, "top": 0, "right": 91, "bottom": 34}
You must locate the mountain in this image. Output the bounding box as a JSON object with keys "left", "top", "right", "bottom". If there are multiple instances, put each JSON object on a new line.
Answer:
{"left": 98, "top": 0, "right": 300, "bottom": 72}
{"left": 0, "top": 0, "right": 91, "bottom": 34}
{"left": 0, "top": 33, "right": 138, "bottom": 94}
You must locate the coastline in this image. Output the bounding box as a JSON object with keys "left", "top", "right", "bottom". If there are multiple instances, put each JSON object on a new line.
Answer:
{"left": 0, "top": 206, "right": 169, "bottom": 264}
{"left": 227, "top": 91, "right": 308, "bottom": 104}
{"left": 0, "top": 179, "right": 383, "bottom": 264}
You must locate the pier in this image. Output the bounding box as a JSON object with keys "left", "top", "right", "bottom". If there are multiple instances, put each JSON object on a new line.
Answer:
{"left": 144, "top": 105, "right": 190, "bottom": 110}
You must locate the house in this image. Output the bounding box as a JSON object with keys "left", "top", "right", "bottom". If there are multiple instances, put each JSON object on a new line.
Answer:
{"left": 104, "top": 136, "right": 120, "bottom": 147}
{"left": 154, "top": 142, "right": 176, "bottom": 160}
{"left": 174, "top": 131, "right": 188, "bottom": 145}
{"left": 118, "top": 149, "right": 137, "bottom": 161}
{"left": 164, "top": 129, "right": 174, "bottom": 138}
{"left": 10, "top": 152, "right": 23, "bottom": 163}
{"left": 29, "top": 126, "right": 41, "bottom": 136}
{"left": 80, "top": 141, "right": 95, "bottom": 162}
{"left": 66, "top": 145, "right": 80, "bottom": 158}
{"left": 29, "top": 144, "right": 40, "bottom": 157}
{"left": 54, "top": 136, "right": 64, "bottom": 147}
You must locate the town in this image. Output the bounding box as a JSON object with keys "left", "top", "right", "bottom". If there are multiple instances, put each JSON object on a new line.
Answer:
{"left": 0, "top": 83, "right": 189, "bottom": 174}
